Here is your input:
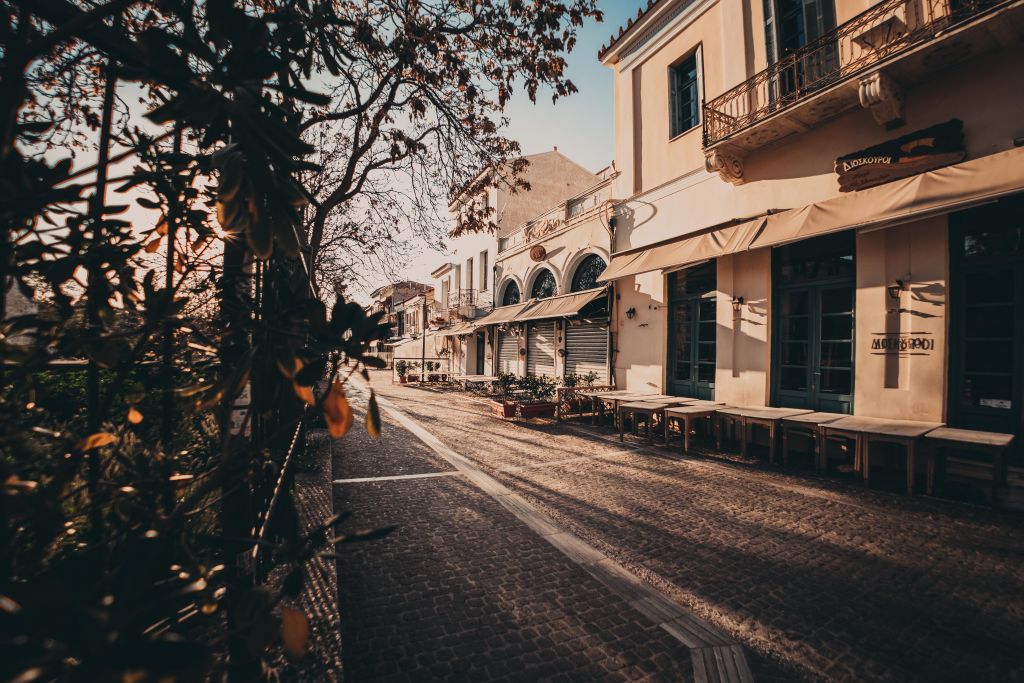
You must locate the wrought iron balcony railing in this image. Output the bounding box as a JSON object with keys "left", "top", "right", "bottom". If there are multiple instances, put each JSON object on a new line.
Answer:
{"left": 703, "top": 0, "right": 1008, "bottom": 147}
{"left": 446, "top": 289, "right": 494, "bottom": 311}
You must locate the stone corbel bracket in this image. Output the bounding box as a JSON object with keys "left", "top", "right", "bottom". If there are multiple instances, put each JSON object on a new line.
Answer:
{"left": 704, "top": 146, "right": 746, "bottom": 185}
{"left": 858, "top": 70, "right": 905, "bottom": 130}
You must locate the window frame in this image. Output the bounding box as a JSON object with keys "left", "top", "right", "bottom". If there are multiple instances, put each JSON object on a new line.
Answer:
{"left": 668, "top": 46, "right": 703, "bottom": 140}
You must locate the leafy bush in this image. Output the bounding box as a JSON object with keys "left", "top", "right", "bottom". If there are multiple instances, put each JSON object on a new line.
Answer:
{"left": 515, "top": 375, "right": 558, "bottom": 403}
{"left": 563, "top": 371, "right": 599, "bottom": 388}
{"left": 395, "top": 359, "right": 408, "bottom": 378}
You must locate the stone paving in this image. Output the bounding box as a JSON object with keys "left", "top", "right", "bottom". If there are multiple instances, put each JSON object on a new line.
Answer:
{"left": 350, "top": 373, "right": 1024, "bottom": 683}
{"left": 332, "top": 386, "right": 696, "bottom": 682}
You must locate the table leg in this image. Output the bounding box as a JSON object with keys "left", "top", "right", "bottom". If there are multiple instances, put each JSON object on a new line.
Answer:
{"left": 782, "top": 426, "right": 790, "bottom": 466}
{"left": 684, "top": 417, "right": 692, "bottom": 455}
{"left": 769, "top": 422, "right": 777, "bottom": 464}
{"left": 664, "top": 414, "right": 671, "bottom": 445}
{"left": 814, "top": 429, "right": 823, "bottom": 474}
{"left": 740, "top": 419, "right": 748, "bottom": 458}
{"left": 647, "top": 413, "right": 654, "bottom": 445}
{"left": 862, "top": 437, "right": 871, "bottom": 486}
{"left": 906, "top": 439, "right": 915, "bottom": 496}
{"left": 618, "top": 408, "right": 625, "bottom": 442}
{"left": 715, "top": 416, "right": 722, "bottom": 451}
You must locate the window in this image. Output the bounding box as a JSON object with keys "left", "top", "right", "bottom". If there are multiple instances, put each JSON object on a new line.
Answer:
{"left": 501, "top": 281, "right": 521, "bottom": 306}
{"left": 570, "top": 254, "right": 607, "bottom": 292}
{"left": 465, "top": 257, "right": 474, "bottom": 290}
{"left": 669, "top": 53, "right": 700, "bottom": 138}
{"left": 480, "top": 250, "right": 489, "bottom": 290}
{"left": 531, "top": 269, "right": 557, "bottom": 299}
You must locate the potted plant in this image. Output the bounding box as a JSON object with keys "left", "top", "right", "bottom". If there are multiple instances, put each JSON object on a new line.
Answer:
{"left": 489, "top": 372, "right": 519, "bottom": 418}
{"left": 406, "top": 361, "right": 420, "bottom": 382}
{"left": 396, "top": 359, "right": 409, "bottom": 383}
{"left": 515, "top": 375, "right": 558, "bottom": 419}
{"left": 427, "top": 361, "right": 442, "bottom": 382}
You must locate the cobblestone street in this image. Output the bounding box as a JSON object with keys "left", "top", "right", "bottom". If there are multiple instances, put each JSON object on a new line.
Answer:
{"left": 333, "top": 373, "right": 1024, "bottom": 682}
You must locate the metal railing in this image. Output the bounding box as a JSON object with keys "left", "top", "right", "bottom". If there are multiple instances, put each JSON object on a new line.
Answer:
{"left": 447, "top": 288, "right": 493, "bottom": 310}
{"left": 703, "top": 0, "right": 1008, "bottom": 147}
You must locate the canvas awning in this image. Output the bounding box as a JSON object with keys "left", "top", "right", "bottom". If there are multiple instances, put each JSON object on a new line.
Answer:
{"left": 750, "top": 145, "right": 1024, "bottom": 249}
{"left": 473, "top": 301, "right": 534, "bottom": 326}
{"left": 513, "top": 288, "right": 608, "bottom": 323}
{"left": 436, "top": 322, "right": 476, "bottom": 337}
{"left": 598, "top": 216, "right": 766, "bottom": 281}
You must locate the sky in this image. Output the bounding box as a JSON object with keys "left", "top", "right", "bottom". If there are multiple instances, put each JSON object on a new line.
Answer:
{"left": 385, "top": 0, "right": 647, "bottom": 297}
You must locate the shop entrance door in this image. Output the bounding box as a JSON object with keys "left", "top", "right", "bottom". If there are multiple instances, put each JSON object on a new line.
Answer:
{"left": 949, "top": 196, "right": 1024, "bottom": 458}
{"left": 475, "top": 331, "right": 486, "bottom": 374}
{"left": 667, "top": 262, "right": 716, "bottom": 399}
{"left": 773, "top": 232, "right": 855, "bottom": 413}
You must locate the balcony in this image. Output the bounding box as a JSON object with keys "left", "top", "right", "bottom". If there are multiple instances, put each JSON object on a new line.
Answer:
{"left": 444, "top": 289, "right": 494, "bottom": 320}
{"left": 702, "top": 0, "right": 1018, "bottom": 183}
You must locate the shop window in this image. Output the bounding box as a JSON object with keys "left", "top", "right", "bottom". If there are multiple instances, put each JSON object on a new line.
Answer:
{"left": 570, "top": 254, "right": 607, "bottom": 292}
{"left": 530, "top": 269, "right": 557, "bottom": 299}
{"left": 501, "top": 281, "right": 521, "bottom": 307}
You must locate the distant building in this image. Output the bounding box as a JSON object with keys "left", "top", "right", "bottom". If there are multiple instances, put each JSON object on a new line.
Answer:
{"left": 366, "top": 280, "right": 433, "bottom": 343}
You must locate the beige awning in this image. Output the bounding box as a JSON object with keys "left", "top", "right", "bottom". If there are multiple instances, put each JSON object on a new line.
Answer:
{"left": 513, "top": 288, "right": 608, "bottom": 323}
{"left": 436, "top": 322, "right": 476, "bottom": 337}
{"left": 598, "top": 216, "right": 766, "bottom": 281}
{"left": 751, "top": 146, "right": 1024, "bottom": 249}
{"left": 473, "top": 301, "right": 534, "bottom": 326}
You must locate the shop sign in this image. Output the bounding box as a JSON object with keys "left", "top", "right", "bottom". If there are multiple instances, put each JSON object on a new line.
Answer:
{"left": 869, "top": 332, "right": 935, "bottom": 355}
{"left": 835, "top": 119, "right": 965, "bottom": 192}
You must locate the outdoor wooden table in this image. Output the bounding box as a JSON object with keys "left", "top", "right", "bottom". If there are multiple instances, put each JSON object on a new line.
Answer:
{"left": 580, "top": 390, "right": 645, "bottom": 425}
{"left": 780, "top": 412, "right": 849, "bottom": 471}
{"left": 663, "top": 404, "right": 725, "bottom": 454}
{"left": 923, "top": 427, "right": 1014, "bottom": 500}
{"left": 715, "top": 407, "right": 813, "bottom": 463}
{"left": 587, "top": 392, "right": 659, "bottom": 426}
{"left": 821, "top": 416, "right": 942, "bottom": 494}
{"left": 618, "top": 401, "right": 667, "bottom": 444}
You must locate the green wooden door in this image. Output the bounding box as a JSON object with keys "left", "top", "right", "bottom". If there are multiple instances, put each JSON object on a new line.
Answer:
{"left": 949, "top": 196, "right": 1024, "bottom": 462}
{"left": 667, "top": 262, "right": 716, "bottom": 399}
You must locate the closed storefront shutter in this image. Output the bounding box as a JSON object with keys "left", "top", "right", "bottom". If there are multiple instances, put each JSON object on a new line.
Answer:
{"left": 565, "top": 321, "right": 609, "bottom": 383}
{"left": 497, "top": 330, "right": 519, "bottom": 375}
{"left": 526, "top": 321, "right": 556, "bottom": 377}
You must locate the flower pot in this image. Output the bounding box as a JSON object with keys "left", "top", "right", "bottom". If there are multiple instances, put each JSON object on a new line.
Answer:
{"left": 490, "top": 400, "right": 517, "bottom": 418}
{"left": 399, "top": 376, "right": 408, "bottom": 384}
{"left": 517, "top": 402, "right": 556, "bottom": 419}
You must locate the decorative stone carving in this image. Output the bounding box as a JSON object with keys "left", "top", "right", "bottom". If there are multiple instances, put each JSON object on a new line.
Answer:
{"left": 858, "top": 71, "right": 905, "bottom": 129}
{"left": 704, "top": 147, "right": 745, "bottom": 184}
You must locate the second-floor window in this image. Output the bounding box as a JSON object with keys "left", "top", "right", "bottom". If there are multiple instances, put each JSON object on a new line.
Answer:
{"left": 669, "top": 53, "right": 700, "bottom": 138}
{"left": 480, "top": 251, "right": 489, "bottom": 290}
{"left": 465, "top": 257, "right": 474, "bottom": 290}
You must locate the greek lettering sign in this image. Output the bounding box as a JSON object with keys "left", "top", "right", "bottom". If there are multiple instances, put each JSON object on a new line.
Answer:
{"left": 869, "top": 332, "right": 935, "bottom": 356}
{"left": 835, "top": 119, "right": 965, "bottom": 192}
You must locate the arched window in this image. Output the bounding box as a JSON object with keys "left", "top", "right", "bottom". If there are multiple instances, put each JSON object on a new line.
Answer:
{"left": 501, "top": 280, "right": 521, "bottom": 306}
{"left": 570, "top": 254, "right": 607, "bottom": 292}
{"left": 530, "top": 269, "right": 557, "bottom": 299}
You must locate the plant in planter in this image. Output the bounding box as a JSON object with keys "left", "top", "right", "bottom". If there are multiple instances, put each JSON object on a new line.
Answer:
{"left": 426, "top": 360, "right": 443, "bottom": 382}
{"left": 406, "top": 361, "right": 421, "bottom": 382}
{"left": 489, "top": 372, "right": 520, "bottom": 418}
{"left": 396, "top": 359, "right": 409, "bottom": 383}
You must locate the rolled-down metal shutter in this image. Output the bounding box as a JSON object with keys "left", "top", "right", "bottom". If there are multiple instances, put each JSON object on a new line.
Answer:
{"left": 526, "top": 321, "right": 556, "bottom": 377}
{"left": 497, "top": 330, "right": 519, "bottom": 374}
{"left": 565, "top": 321, "right": 609, "bottom": 383}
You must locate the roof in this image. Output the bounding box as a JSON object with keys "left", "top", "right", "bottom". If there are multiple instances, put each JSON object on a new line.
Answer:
{"left": 598, "top": 0, "right": 665, "bottom": 61}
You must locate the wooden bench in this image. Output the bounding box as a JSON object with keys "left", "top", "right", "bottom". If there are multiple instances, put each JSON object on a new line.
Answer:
{"left": 715, "top": 407, "right": 813, "bottom": 463}
{"left": 780, "top": 412, "right": 849, "bottom": 471}
{"left": 923, "top": 427, "right": 1014, "bottom": 501}
{"left": 664, "top": 403, "right": 725, "bottom": 454}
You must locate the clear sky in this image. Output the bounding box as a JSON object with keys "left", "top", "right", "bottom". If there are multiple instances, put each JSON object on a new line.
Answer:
{"left": 382, "top": 0, "right": 646, "bottom": 297}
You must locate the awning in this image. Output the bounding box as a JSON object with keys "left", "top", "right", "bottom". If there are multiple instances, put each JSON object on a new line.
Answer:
{"left": 513, "top": 288, "right": 608, "bottom": 322}
{"left": 383, "top": 336, "right": 409, "bottom": 347}
{"left": 473, "top": 301, "right": 534, "bottom": 326}
{"left": 436, "top": 322, "right": 476, "bottom": 336}
{"left": 598, "top": 216, "right": 765, "bottom": 281}
{"left": 750, "top": 145, "right": 1024, "bottom": 249}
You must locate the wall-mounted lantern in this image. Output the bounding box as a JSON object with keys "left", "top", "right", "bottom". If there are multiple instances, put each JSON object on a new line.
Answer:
{"left": 625, "top": 307, "right": 637, "bottom": 320}
{"left": 731, "top": 296, "right": 744, "bottom": 313}
{"left": 887, "top": 279, "right": 907, "bottom": 300}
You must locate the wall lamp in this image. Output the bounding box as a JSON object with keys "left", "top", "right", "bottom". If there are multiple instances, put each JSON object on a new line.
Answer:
{"left": 887, "top": 279, "right": 907, "bottom": 300}
{"left": 625, "top": 307, "right": 637, "bottom": 320}
{"left": 731, "top": 297, "right": 744, "bottom": 313}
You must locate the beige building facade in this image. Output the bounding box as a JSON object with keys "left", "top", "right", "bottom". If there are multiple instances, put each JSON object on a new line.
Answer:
{"left": 598, "top": 0, "right": 1024, "bottom": 456}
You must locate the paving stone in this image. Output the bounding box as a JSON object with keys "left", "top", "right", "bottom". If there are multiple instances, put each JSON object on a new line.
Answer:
{"left": 365, "top": 372, "right": 1024, "bottom": 683}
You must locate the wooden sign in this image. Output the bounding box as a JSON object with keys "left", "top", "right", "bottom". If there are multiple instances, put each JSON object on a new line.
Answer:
{"left": 835, "top": 119, "right": 965, "bottom": 192}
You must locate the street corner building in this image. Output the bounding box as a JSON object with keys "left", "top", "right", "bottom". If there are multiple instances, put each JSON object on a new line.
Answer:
{"left": 592, "top": 0, "right": 1024, "bottom": 480}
